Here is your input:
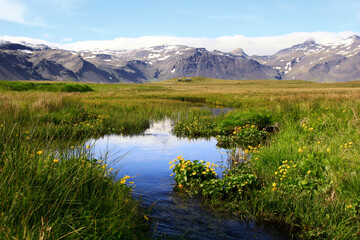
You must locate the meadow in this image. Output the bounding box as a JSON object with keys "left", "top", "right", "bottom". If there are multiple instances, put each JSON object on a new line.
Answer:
{"left": 1, "top": 78, "right": 360, "bottom": 239}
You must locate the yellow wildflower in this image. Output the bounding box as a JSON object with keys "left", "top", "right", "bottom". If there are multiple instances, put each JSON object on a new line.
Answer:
{"left": 144, "top": 215, "right": 149, "bottom": 221}
{"left": 37, "top": 151, "right": 42, "bottom": 155}
{"left": 53, "top": 159, "right": 59, "bottom": 163}
{"left": 307, "top": 170, "right": 311, "bottom": 174}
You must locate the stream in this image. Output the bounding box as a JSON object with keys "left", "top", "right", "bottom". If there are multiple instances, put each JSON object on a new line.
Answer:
{"left": 87, "top": 118, "right": 290, "bottom": 239}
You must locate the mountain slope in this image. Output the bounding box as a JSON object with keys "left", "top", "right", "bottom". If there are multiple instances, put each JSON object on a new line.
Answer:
{"left": 1, "top": 36, "right": 360, "bottom": 83}
{"left": 252, "top": 35, "right": 360, "bottom": 82}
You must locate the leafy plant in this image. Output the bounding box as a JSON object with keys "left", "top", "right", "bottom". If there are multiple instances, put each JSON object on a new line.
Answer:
{"left": 169, "top": 156, "right": 217, "bottom": 194}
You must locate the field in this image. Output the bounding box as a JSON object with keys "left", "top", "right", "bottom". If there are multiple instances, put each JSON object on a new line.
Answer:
{"left": 1, "top": 77, "right": 360, "bottom": 239}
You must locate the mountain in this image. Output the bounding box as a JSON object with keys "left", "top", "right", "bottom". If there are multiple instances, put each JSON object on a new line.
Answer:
{"left": 1, "top": 36, "right": 360, "bottom": 82}
{"left": 252, "top": 35, "right": 360, "bottom": 82}
{"left": 79, "top": 45, "right": 279, "bottom": 81}
{"left": 0, "top": 43, "right": 280, "bottom": 82}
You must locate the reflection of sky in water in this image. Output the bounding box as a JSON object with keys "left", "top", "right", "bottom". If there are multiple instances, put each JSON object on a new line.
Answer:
{"left": 88, "top": 119, "right": 228, "bottom": 196}
{"left": 87, "top": 118, "right": 289, "bottom": 240}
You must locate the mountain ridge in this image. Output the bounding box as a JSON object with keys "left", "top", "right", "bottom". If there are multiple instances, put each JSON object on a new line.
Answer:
{"left": 1, "top": 35, "right": 360, "bottom": 83}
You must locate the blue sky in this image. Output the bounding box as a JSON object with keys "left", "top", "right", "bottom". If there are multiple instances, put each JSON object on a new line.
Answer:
{"left": 0, "top": 0, "right": 360, "bottom": 54}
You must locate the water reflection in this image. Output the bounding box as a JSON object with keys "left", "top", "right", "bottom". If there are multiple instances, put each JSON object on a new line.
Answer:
{"left": 88, "top": 118, "right": 289, "bottom": 239}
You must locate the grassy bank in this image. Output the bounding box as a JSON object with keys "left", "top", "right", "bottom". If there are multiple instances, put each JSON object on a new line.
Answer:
{"left": 1, "top": 78, "right": 360, "bottom": 238}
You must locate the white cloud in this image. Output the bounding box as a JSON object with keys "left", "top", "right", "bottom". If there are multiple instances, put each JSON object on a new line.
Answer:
{"left": 0, "top": 35, "right": 59, "bottom": 47}
{"left": 61, "top": 37, "right": 72, "bottom": 42}
{"left": 42, "top": 33, "right": 52, "bottom": 39}
{"left": 0, "top": 0, "right": 27, "bottom": 24}
{"left": 1, "top": 31, "right": 359, "bottom": 55}
{"left": 0, "top": 0, "right": 45, "bottom": 26}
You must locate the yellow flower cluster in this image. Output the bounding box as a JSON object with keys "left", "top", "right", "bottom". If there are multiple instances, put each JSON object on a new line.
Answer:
{"left": 120, "top": 175, "right": 130, "bottom": 184}
{"left": 301, "top": 123, "right": 314, "bottom": 131}
{"left": 215, "top": 100, "right": 223, "bottom": 107}
{"left": 298, "top": 146, "right": 307, "bottom": 153}
{"left": 67, "top": 113, "right": 109, "bottom": 128}
{"left": 169, "top": 155, "right": 183, "bottom": 169}
{"left": 233, "top": 124, "right": 256, "bottom": 135}
{"left": 275, "top": 160, "right": 295, "bottom": 181}
{"left": 244, "top": 144, "right": 262, "bottom": 154}
{"left": 272, "top": 182, "right": 277, "bottom": 191}
{"left": 169, "top": 155, "right": 218, "bottom": 177}
{"left": 340, "top": 142, "right": 353, "bottom": 149}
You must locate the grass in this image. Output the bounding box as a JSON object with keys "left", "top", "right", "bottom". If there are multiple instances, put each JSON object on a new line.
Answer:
{"left": 1, "top": 77, "right": 360, "bottom": 239}
{"left": 0, "top": 81, "right": 94, "bottom": 92}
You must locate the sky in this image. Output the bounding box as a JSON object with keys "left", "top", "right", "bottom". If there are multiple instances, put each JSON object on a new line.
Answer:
{"left": 0, "top": 0, "right": 360, "bottom": 55}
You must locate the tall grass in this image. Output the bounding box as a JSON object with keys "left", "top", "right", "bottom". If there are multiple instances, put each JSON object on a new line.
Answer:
{"left": 0, "top": 92, "right": 152, "bottom": 239}
{"left": 0, "top": 124, "right": 149, "bottom": 239}
{"left": 2, "top": 78, "right": 360, "bottom": 238}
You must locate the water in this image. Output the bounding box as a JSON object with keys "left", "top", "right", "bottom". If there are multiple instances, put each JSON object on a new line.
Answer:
{"left": 88, "top": 118, "right": 290, "bottom": 239}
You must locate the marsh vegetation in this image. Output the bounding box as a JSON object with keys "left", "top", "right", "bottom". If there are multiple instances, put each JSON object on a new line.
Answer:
{"left": 1, "top": 78, "right": 360, "bottom": 239}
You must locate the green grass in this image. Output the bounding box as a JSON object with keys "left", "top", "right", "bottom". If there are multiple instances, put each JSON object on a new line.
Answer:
{"left": 1, "top": 77, "right": 360, "bottom": 239}
{"left": 0, "top": 81, "right": 94, "bottom": 92}
{"left": 0, "top": 124, "right": 148, "bottom": 239}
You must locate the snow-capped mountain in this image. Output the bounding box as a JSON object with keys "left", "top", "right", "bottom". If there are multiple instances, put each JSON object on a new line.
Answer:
{"left": 1, "top": 36, "right": 360, "bottom": 83}
{"left": 252, "top": 35, "right": 360, "bottom": 82}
